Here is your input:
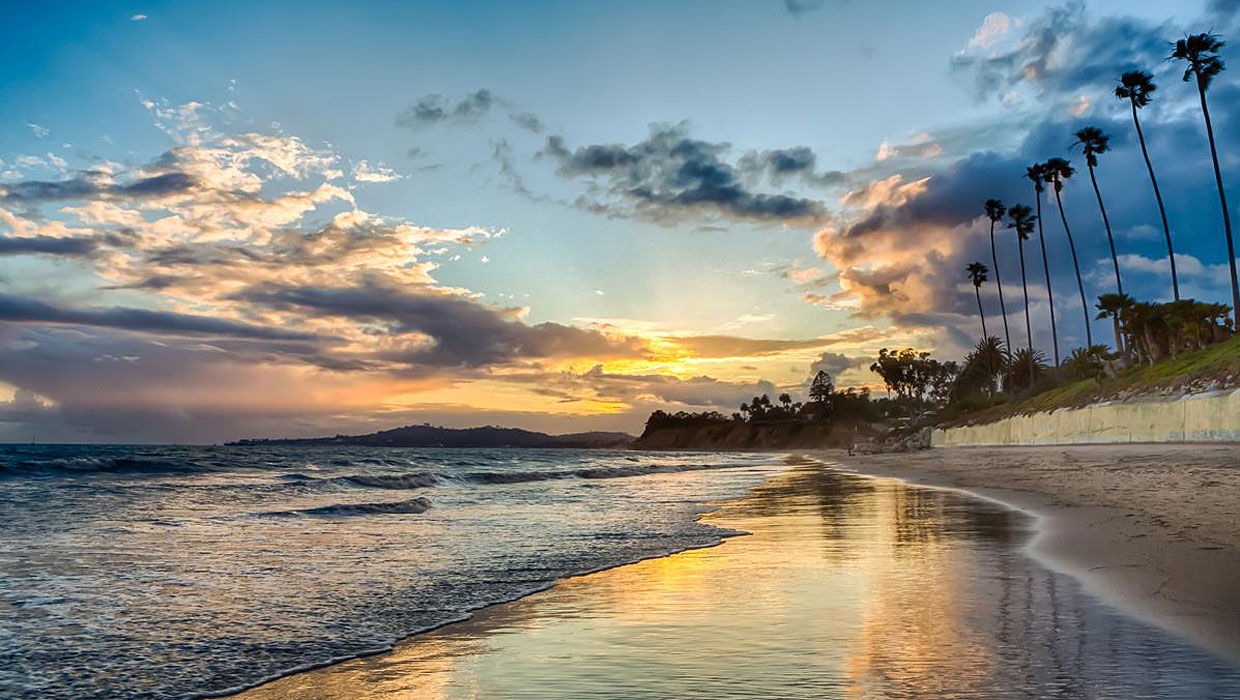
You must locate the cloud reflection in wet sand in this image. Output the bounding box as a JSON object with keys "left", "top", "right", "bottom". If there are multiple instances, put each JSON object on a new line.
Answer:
{"left": 230, "top": 463, "right": 1240, "bottom": 700}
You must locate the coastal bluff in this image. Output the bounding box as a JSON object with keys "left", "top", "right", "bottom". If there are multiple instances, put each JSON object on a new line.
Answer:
{"left": 932, "top": 389, "right": 1240, "bottom": 446}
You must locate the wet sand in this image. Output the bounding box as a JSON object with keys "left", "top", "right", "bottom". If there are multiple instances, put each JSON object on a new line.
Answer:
{"left": 227, "top": 458, "right": 1239, "bottom": 699}
{"left": 839, "top": 444, "right": 1240, "bottom": 663}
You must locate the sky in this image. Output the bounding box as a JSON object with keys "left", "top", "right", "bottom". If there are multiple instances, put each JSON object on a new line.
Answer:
{"left": 1, "top": 0, "right": 1238, "bottom": 443}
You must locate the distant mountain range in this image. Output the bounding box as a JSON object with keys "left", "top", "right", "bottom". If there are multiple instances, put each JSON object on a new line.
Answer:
{"left": 229, "top": 424, "right": 635, "bottom": 449}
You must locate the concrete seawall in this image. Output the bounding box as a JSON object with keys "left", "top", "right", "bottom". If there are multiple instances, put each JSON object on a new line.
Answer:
{"left": 931, "top": 389, "right": 1240, "bottom": 446}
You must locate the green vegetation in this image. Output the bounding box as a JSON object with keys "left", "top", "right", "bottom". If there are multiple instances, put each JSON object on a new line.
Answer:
{"left": 943, "top": 333, "right": 1240, "bottom": 427}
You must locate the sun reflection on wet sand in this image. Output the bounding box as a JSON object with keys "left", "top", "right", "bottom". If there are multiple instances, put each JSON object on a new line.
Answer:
{"left": 229, "top": 462, "right": 1240, "bottom": 700}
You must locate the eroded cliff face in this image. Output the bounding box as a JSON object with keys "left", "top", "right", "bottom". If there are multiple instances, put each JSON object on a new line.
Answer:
{"left": 632, "top": 421, "right": 859, "bottom": 450}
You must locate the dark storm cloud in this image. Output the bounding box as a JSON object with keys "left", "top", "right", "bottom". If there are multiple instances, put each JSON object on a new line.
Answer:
{"left": 0, "top": 235, "right": 98, "bottom": 257}
{"left": 738, "top": 147, "right": 848, "bottom": 187}
{"left": 1207, "top": 0, "right": 1240, "bottom": 24}
{"left": 808, "top": 351, "right": 869, "bottom": 379}
{"left": 396, "top": 89, "right": 502, "bottom": 128}
{"left": 0, "top": 292, "right": 320, "bottom": 341}
{"left": 952, "top": 2, "right": 1177, "bottom": 100}
{"left": 230, "top": 281, "right": 647, "bottom": 368}
{"left": 819, "top": 64, "right": 1240, "bottom": 357}
{"left": 541, "top": 124, "right": 829, "bottom": 226}
{"left": 0, "top": 171, "right": 195, "bottom": 203}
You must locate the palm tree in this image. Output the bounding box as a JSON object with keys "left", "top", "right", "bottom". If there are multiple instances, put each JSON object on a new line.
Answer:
{"left": 1073, "top": 127, "right": 1124, "bottom": 309}
{"left": 1172, "top": 33, "right": 1238, "bottom": 328}
{"left": 966, "top": 261, "right": 992, "bottom": 381}
{"left": 1008, "top": 204, "right": 1038, "bottom": 389}
{"left": 1115, "top": 71, "right": 1179, "bottom": 301}
{"left": 1095, "top": 292, "right": 1134, "bottom": 361}
{"left": 984, "top": 199, "right": 1013, "bottom": 386}
{"left": 1042, "top": 157, "right": 1093, "bottom": 349}
{"left": 1026, "top": 162, "right": 1060, "bottom": 365}
{"left": 1010, "top": 347, "right": 1049, "bottom": 393}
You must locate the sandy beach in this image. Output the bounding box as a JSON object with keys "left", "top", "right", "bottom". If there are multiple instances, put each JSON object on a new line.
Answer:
{"left": 838, "top": 444, "right": 1240, "bottom": 663}
{"left": 226, "top": 452, "right": 1240, "bottom": 699}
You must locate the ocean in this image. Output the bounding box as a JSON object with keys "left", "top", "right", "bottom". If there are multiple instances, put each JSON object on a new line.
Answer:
{"left": 0, "top": 445, "right": 783, "bottom": 699}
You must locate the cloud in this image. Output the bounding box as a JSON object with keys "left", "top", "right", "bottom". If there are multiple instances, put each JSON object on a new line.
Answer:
{"left": 0, "top": 171, "right": 196, "bottom": 203}
{"left": 25, "top": 122, "right": 49, "bottom": 138}
{"left": 230, "top": 280, "right": 647, "bottom": 369}
{"left": 510, "top": 112, "right": 544, "bottom": 133}
{"left": 808, "top": 351, "right": 870, "bottom": 379}
{"left": 541, "top": 124, "right": 830, "bottom": 227}
{"left": 396, "top": 89, "right": 502, "bottom": 129}
{"left": 130, "top": 14, "right": 148, "bottom": 21}
{"left": 784, "top": 0, "right": 827, "bottom": 17}
{"left": 0, "top": 235, "right": 98, "bottom": 257}
{"left": 352, "top": 160, "right": 402, "bottom": 183}
{"left": 951, "top": 2, "right": 1177, "bottom": 102}
{"left": 513, "top": 365, "right": 780, "bottom": 410}
{"left": 737, "top": 146, "right": 848, "bottom": 188}
{"left": 0, "top": 292, "right": 321, "bottom": 341}
{"left": 966, "top": 12, "right": 1013, "bottom": 49}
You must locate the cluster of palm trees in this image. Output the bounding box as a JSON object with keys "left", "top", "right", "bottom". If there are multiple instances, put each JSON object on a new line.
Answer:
{"left": 964, "top": 33, "right": 1236, "bottom": 393}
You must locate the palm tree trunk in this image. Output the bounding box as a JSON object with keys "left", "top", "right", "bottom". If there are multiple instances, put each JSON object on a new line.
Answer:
{"left": 1018, "top": 238, "right": 1035, "bottom": 389}
{"left": 975, "top": 285, "right": 993, "bottom": 389}
{"left": 1086, "top": 163, "right": 1124, "bottom": 300}
{"left": 989, "top": 220, "right": 1013, "bottom": 389}
{"left": 1034, "top": 189, "right": 1060, "bottom": 365}
{"left": 1129, "top": 99, "right": 1179, "bottom": 301}
{"left": 1111, "top": 315, "right": 1122, "bottom": 356}
{"left": 1053, "top": 186, "right": 1093, "bottom": 348}
{"left": 1195, "top": 79, "right": 1239, "bottom": 328}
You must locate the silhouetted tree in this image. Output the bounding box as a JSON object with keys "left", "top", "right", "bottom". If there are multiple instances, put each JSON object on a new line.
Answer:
{"left": 808, "top": 370, "right": 834, "bottom": 403}
{"left": 1172, "top": 33, "right": 1238, "bottom": 327}
{"left": 1095, "top": 292, "right": 1134, "bottom": 361}
{"left": 1115, "top": 70, "right": 1179, "bottom": 300}
{"left": 1042, "top": 157, "right": 1093, "bottom": 348}
{"left": 966, "top": 261, "right": 992, "bottom": 381}
{"left": 1073, "top": 127, "right": 1125, "bottom": 313}
{"left": 1007, "top": 204, "right": 1038, "bottom": 389}
{"left": 1027, "top": 162, "right": 1060, "bottom": 365}
{"left": 984, "top": 199, "right": 1013, "bottom": 386}
{"left": 1010, "top": 347, "right": 1049, "bottom": 393}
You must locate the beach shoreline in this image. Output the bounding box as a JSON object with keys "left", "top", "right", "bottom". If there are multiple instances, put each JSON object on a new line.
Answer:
{"left": 834, "top": 443, "right": 1240, "bottom": 664}
{"left": 224, "top": 450, "right": 1240, "bottom": 699}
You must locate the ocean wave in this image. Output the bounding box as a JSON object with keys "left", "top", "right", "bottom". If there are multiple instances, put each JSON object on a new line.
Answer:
{"left": 1, "top": 456, "right": 198, "bottom": 476}
{"left": 266, "top": 496, "right": 432, "bottom": 517}
{"left": 462, "top": 462, "right": 732, "bottom": 485}
{"left": 342, "top": 472, "right": 437, "bottom": 489}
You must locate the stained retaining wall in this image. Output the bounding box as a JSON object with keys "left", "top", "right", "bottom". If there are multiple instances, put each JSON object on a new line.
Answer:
{"left": 931, "top": 389, "right": 1240, "bottom": 446}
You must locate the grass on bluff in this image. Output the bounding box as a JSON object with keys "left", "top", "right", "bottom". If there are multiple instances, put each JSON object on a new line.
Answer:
{"left": 947, "top": 334, "right": 1240, "bottom": 427}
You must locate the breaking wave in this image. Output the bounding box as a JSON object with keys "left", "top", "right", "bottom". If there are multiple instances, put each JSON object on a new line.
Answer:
{"left": 266, "top": 496, "right": 433, "bottom": 517}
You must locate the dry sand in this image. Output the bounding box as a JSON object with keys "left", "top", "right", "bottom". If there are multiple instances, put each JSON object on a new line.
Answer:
{"left": 837, "top": 443, "right": 1240, "bottom": 663}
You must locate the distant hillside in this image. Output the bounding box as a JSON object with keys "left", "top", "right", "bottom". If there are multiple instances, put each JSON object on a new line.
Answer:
{"left": 230, "top": 425, "right": 635, "bottom": 449}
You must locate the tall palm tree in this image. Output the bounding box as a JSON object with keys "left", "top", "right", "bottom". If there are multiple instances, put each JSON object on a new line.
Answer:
{"left": 1008, "top": 204, "right": 1038, "bottom": 389}
{"left": 967, "top": 261, "right": 994, "bottom": 383}
{"left": 964, "top": 259, "right": 987, "bottom": 332}
{"left": 984, "top": 198, "right": 1013, "bottom": 386}
{"left": 1095, "top": 292, "right": 1134, "bottom": 360}
{"left": 1172, "top": 33, "right": 1238, "bottom": 327}
{"left": 1073, "top": 127, "right": 1125, "bottom": 309}
{"left": 1115, "top": 71, "right": 1179, "bottom": 301}
{"left": 1026, "top": 162, "right": 1060, "bottom": 366}
{"left": 1042, "top": 157, "right": 1093, "bottom": 349}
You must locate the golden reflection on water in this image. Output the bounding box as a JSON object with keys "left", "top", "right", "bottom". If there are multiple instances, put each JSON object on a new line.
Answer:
{"left": 229, "top": 463, "right": 1237, "bottom": 700}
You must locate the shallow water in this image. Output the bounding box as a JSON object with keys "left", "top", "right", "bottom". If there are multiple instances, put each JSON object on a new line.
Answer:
{"left": 231, "top": 463, "right": 1240, "bottom": 700}
{"left": 0, "top": 445, "right": 782, "bottom": 699}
